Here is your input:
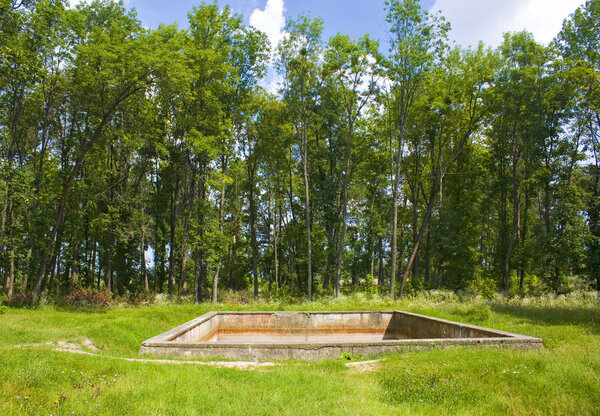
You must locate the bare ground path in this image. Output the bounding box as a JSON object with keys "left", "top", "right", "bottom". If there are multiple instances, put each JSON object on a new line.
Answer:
{"left": 8, "top": 340, "right": 383, "bottom": 371}
{"left": 9, "top": 340, "right": 277, "bottom": 369}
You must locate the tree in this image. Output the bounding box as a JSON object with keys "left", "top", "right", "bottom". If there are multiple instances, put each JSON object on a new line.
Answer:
{"left": 30, "top": 1, "right": 155, "bottom": 302}
{"left": 384, "top": 0, "right": 449, "bottom": 298}
{"left": 277, "top": 15, "right": 324, "bottom": 301}
{"left": 322, "top": 34, "right": 380, "bottom": 296}
{"left": 555, "top": 0, "right": 600, "bottom": 291}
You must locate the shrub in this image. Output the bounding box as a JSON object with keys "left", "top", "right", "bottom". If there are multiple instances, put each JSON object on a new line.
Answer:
{"left": 4, "top": 291, "right": 34, "bottom": 307}
{"left": 63, "top": 287, "right": 113, "bottom": 308}
{"left": 464, "top": 303, "right": 491, "bottom": 321}
{"left": 222, "top": 290, "right": 252, "bottom": 304}
{"left": 131, "top": 291, "right": 157, "bottom": 306}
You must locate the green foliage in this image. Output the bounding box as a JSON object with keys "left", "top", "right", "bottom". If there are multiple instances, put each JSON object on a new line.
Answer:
{"left": 0, "top": 0, "right": 599, "bottom": 306}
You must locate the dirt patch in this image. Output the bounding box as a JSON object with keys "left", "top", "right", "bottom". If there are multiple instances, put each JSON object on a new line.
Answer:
{"left": 12, "top": 342, "right": 54, "bottom": 349}
{"left": 56, "top": 340, "right": 82, "bottom": 350}
{"left": 345, "top": 359, "right": 383, "bottom": 374}
{"left": 9, "top": 340, "right": 275, "bottom": 370}
{"left": 53, "top": 347, "right": 276, "bottom": 369}
{"left": 82, "top": 338, "right": 99, "bottom": 351}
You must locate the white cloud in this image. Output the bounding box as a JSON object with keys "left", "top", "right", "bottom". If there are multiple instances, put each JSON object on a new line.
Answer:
{"left": 431, "top": 0, "right": 585, "bottom": 48}
{"left": 250, "top": 0, "right": 287, "bottom": 94}
{"left": 250, "top": 0, "right": 286, "bottom": 51}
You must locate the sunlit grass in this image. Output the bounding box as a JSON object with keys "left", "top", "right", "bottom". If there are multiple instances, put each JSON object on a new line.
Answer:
{"left": 0, "top": 291, "right": 598, "bottom": 415}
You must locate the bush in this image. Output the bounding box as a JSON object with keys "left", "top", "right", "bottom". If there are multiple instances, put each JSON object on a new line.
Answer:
{"left": 131, "top": 291, "right": 157, "bottom": 306}
{"left": 4, "top": 291, "right": 34, "bottom": 307}
{"left": 63, "top": 287, "right": 113, "bottom": 308}
{"left": 222, "top": 290, "right": 252, "bottom": 304}
{"left": 463, "top": 303, "right": 491, "bottom": 321}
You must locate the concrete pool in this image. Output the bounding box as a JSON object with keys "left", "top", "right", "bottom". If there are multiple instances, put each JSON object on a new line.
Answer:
{"left": 140, "top": 311, "right": 542, "bottom": 360}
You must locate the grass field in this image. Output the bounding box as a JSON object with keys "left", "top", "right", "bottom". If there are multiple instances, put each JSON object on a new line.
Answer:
{"left": 1, "top": 291, "right": 599, "bottom": 415}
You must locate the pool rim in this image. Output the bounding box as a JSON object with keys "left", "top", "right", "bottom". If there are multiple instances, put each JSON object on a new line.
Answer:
{"left": 140, "top": 310, "right": 543, "bottom": 350}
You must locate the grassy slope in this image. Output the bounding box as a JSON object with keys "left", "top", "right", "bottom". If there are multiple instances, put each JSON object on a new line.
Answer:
{"left": 0, "top": 293, "right": 599, "bottom": 415}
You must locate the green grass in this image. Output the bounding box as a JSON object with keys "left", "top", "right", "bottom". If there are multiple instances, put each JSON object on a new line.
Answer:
{"left": 0, "top": 291, "right": 599, "bottom": 415}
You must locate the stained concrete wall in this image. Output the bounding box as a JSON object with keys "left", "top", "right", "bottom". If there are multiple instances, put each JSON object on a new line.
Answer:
{"left": 140, "top": 310, "right": 542, "bottom": 361}
{"left": 172, "top": 315, "right": 219, "bottom": 342}
{"left": 140, "top": 337, "right": 541, "bottom": 361}
{"left": 213, "top": 311, "right": 394, "bottom": 339}
{"left": 386, "top": 312, "right": 506, "bottom": 339}
{"left": 172, "top": 311, "right": 506, "bottom": 341}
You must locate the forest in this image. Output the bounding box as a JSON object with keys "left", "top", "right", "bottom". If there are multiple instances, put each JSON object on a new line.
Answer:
{"left": 0, "top": 0, "right": 599, "bottom": 305}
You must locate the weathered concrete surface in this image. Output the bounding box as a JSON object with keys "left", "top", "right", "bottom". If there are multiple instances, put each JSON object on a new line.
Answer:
{"left": 140, "top": 311, "right": 542, "bottom": 361}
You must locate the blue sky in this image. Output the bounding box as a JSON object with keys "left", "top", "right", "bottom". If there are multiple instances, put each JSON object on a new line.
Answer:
{"left": 117, "top": 0, "right": 581, "bottom": 48}
{"left": 69, "top": 0, "right": 586, "bottom": 50}
{"left": 96, "top": 0, "right": 583, "bottom": 92}
{"left": 70, "top": 0, "right": 585, "bottom": 92}
{"left": 123, "top": 0, "right": 430, "bottom": 46}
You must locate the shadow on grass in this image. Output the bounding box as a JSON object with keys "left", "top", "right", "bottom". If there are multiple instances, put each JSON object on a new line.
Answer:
{"left": 491, "top": 303, "right": 600, "bottom": 333}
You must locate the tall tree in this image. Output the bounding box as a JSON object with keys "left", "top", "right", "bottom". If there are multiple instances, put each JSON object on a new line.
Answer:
{"left": 323, "top": 34, "right": 379, "bottom": 296}
{"left": 384, "top": 0, "right": 449, "bottom": 298}
{"left": 277, "top": 15, "right": 323, "bottom": 301}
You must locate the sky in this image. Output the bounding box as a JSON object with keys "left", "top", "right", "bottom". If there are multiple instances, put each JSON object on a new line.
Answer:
{"left": 70, "top": 0, "right": 585, "bottom": 91}
{"left": 72, "top": 0, "right": 586, "bottom": 49}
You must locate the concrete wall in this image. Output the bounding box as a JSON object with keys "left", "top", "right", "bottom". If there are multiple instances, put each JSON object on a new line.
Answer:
{"left": 140, "top": 310, "right": 542, "bottom": 361}
{"left": 386, "top": 312, "right": 507, "bottom": 339}
{"left": 214, "top": 311, "right": 394, "bottom": 338}
{"left": 172, "top": 315, "right": 219, "bottom": 342}
{"left": 139, "top": 337, "right": 542, "bottom": 361}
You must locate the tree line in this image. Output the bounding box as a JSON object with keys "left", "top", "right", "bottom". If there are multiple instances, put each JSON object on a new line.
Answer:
{"left": 1, "top": 0, "right": 599, "bottom": 304}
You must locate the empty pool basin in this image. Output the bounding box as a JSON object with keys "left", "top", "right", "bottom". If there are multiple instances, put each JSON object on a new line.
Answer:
{"left": 139, "top": 311, "right": 542, "bottom": 360}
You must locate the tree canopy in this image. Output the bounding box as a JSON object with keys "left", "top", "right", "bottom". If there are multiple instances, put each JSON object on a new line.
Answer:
{"left": 1, "top": 0, "right": 599, "bottom": 304}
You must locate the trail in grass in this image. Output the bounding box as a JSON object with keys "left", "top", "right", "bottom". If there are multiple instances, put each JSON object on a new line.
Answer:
{"left": 7, "top": 341, "right": 277, "bottom": 369}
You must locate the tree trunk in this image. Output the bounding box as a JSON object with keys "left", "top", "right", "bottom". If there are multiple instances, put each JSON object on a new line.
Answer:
{"left": 194, "top": 167, "right": 207, "bottom": 304}
{"left": 211, "top": 266, "right": 220, "bottom": 304}
{"left": 377, "top": 237, "right": 384, "bottom": 286}
{"left": 389, "top": 152, "right": 402, "bottom": 299}
{"left": 286, "top": 154, "right": 298, "bottom": 296}
{"left": 194, "top": 255, "right": 202, "bottom": 305}
{"left": 424, "top": 221, "right": 431, "bottom": 286}
{"left": 105, "top": 235, "right": 113, "bottom": 294}
{"left": 301, "top": 126, "right": 313, "bottom": 301}
{"left": 505, "top": 163, "right": 520, "bottom": 292}
{"left": 519, "top": 186, "right": 529, "bottom": 291}
{"left": 90, "top": 241, "right": 97, "bottom": 290}
{"left": 411, "top": 179, "right": 419, "bottom": 278}
{"left": 141, "top": 219, "right": 149, "bottom": 292}
{"left": 369, "top": 190, "right": 377, "bottom": 280}
{"left": 45, "top": 228, "right": 63, "bottom": 295}
{"left": 212, "top": 156, "right": 227, "bottom": 304}
{"left": 179, "top": 161, "right": 191, "bottom": 297}
{"left": 399, "top": 186, "right": 438, "bottom": 297}
{"left": 273, "top": 201, "right": 279, "bottom": 290}
{"left": 31, "top": 85, "right": 143, "bottom": 303}
{"left": 0, "top": 182, "right": 8, "bottom": 259}
{"left": 248, "top": 162, "right": 259, "bottom": 298}
{"left": 228, "top": 234, "right": 237, "bottom": 290}
{"left": 69, "top": 239, "right": 81, "bottom": 294}
{"left": 334, "top": 122, "right": 353, "bottom": 297}
{"left": 168, "top": 175, "right": 178, "bottom": 295}
{"left": 6, "top": 200, "right": 14, "bottom": 300}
